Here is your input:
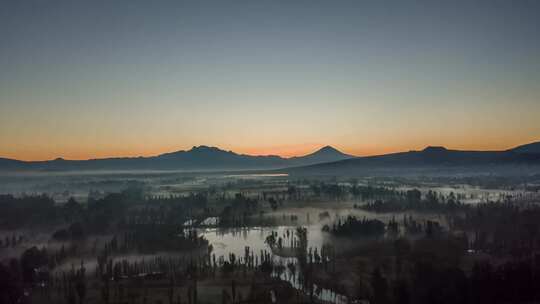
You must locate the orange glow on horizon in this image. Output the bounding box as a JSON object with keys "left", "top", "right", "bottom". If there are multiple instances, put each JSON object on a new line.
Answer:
{"left": 237, "top": 143, "right": 330, "bottom": 158}
{"left": 1, "top": 140, "right": 532, "bottom": 162}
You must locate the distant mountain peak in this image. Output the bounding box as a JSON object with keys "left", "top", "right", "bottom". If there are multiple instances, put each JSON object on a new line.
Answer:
{"left": 286, "top": 145, "right": 353, "bottom": 166}
{"left": 317, "top": 145, "right": 340, "bottom": 153}
{"left": 422, "top": 146, "right": 448, "bottom": 153}
{"left": 308, "top": 145, "right": 353, "bottom": 158}
{"left": 190, "top": 145, "right": 223, "bottom": 152}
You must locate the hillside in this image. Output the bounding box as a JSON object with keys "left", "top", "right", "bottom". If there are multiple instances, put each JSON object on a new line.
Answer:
{"left": 0, "top": 145, "right": 354, "bottom": 172}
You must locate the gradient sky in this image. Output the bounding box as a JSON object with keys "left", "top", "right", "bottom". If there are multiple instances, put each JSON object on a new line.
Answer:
{"left": 1, "top": 0, "right": 539, "bottom": 161}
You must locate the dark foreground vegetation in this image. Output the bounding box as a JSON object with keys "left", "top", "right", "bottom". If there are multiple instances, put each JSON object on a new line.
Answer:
{"left": 1, "top": 176, "right": 540, "bottom": 304}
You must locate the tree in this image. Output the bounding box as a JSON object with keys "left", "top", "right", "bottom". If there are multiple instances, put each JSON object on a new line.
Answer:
{"left": 20, "top": 246, "right": 48, "bottom": 284}
{"left": 371, "top": 268, "right": 388, "bottom": 304}
{"left": 0, "top": 261, "right": 23, "bottom": 304}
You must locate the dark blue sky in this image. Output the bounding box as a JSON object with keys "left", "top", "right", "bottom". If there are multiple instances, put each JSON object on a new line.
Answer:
{"left": 1, "top": 0, "right": 539, "bottom": 160}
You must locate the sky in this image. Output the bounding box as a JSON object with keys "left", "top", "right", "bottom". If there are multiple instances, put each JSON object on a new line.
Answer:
{"left": 1, "top": 0, "right": 539, "bottom": 161}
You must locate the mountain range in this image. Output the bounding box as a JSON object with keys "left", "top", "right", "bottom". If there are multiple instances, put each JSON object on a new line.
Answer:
{"left": 1, "top": 141, "right": 539, "bottom": 175}
{"left": 0, "top": 145, "right": 353, "bottom": 172}
{"left": 282, "top": 142, "right": 540, "bottom": 176}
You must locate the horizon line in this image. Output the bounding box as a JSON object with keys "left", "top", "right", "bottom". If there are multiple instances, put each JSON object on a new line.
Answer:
{"left": 1, "top": 140, "right": 537, "bottom": 163}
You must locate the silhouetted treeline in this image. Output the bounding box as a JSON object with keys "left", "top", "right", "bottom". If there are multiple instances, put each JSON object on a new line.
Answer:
{"left": 323, "top": 216, "right": 386, "bottom": 238}
{"left": 456, "top": 202, "right": 540, "bottom": 256}
{"left": 361, "top": 253, "right": 540, "bottom": 304}
{"left": 219, "top": 193, "right": 260, "bottom": 227}
{"left": 359, "top": 189, "right": 469, "bottom": 213}
{"left": 0, "top": 194, "right": 56, "bottom": 227}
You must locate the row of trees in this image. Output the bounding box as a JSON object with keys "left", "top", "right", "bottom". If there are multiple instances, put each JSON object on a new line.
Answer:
{"left": 323, "top": 216, "right": 386, "bottom": 238}
{"left": 363, "top": 254, "right": 540, "bottom": 304}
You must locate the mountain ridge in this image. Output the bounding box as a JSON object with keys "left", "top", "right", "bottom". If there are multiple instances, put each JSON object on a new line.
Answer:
{"left": 0, "top": 145, "right": 354, "bottom": 172}
{"left": 509, "top": 141, "right": 540, "bottom": 154}
{"left": 1, "top": 141, "right": 539, "bottom": 173}
{"left": 282, "top": 142, "right": 540, "bottom": 176}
